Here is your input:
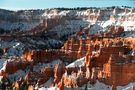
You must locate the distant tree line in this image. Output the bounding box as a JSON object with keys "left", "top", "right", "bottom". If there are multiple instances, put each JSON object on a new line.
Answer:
{"left": 0, "top": 28, "right": 10, "bottom": 34}
{"left": 0, "top": 28, "right": 21, "bottom": 34}
{"left": 53, "top": 6, "right": 132, "bottom": 11}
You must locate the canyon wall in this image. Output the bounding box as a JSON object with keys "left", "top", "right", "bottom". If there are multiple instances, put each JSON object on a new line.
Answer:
{"left": 2, "top": 37, "right": 135, "bottom": 89}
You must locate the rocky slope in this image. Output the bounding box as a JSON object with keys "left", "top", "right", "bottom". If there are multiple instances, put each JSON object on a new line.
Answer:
{"left": 0, "top": 6, "right": 135, "bottom": 56}
{"left": 0, "top": 7, "right": 135, "bottom": 31}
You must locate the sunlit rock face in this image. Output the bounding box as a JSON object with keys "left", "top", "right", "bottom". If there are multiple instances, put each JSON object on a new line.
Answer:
{"left": 17, "top": 37, "right": 135, "bottom": 89}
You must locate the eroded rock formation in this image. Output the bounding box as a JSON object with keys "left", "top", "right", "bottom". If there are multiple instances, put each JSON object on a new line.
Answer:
{"left": 1, "top": 36, "right": 135, "bottom": 90}
{"left": 2, "top": 36, "right": 135, "bottom": 89}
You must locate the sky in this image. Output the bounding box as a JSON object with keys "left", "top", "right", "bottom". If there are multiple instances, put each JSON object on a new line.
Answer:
{"left": 0, "top": 0, "right": 135, "bottom": 10}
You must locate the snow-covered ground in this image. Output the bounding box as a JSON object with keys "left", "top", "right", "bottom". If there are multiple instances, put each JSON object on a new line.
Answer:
{"left": 0, "top": 38, "right": 63, "bottom": 57}
{"left": 66, "top": 57, "right": 85, "bottom": 68}
{"left": 42, "top": 7, "right": 135, "bottom": 32}
{"left": 33, "top": 59, "right": 62, "bottom": 72}
{"left": 38, "top": 86, "right": 58, "bottom": 90}
{"left": 117, "top": 83, "right": 135, "bottom": 90}
{"left": 0, "top": 7, "right": 135, "bottom": 32}
{"left": 8, "top": 70, "right": 26, "bottom": 82}
{"left": 0, "top": 59, "right": 63, "bottom": 83}
{"left": 0, "top": 41, "right": 24, "bottom": 56}
{"left": 77, "top": 80, "right": 111, "bottom": 90}
{"left": 38, "top": 80, "right": 135, "bottom": 90}
{"left": 0, "top": 22, "right": 39, "bottom": 31}
{"left": 0, "top": 59, "right": 7, "bottom": 71}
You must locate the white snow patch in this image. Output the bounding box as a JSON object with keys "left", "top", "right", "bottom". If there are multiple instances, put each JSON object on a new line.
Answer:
{"left": 8, "top": 70, "right": 26, "bottom": 82}
{"left": 66, "top": 57, "right": 85, "bottom": 68}
{"left": 0, "top": 41, "right": 24, "bottom": 56}
{"left": 33, "top": 59, "right": 62, "bottom": 72}
{"left": 0, "top": 59, "right": 8, "bottom": 71}
{"left": 117, "top": 83, "right": 135, "bottom": 90}
{"left": 0, "top": 22, "right": 39, "bottom": 31}
{"left": 38, "top": 85, "right": 58, "bottom": 90}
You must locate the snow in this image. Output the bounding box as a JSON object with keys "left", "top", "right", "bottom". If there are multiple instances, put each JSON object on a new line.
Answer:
{"left": 43, "top": 10, "right": 70, "bottom": 18}
{"left": 0, "top": 8, "right": 135, "bottom": 38}
{"left": 47, "top": 39, "right": 63, "bottom": 48}
{"left": 102, "top": 20, "right": 114, "bottom": 28}
{"left": 89, "top": 81, "right": 111, "bottom": 90}
{"left": 0, "top": 41, "right": 24, "bottom": 56}
{"left": 0, "top": 59, "right": 7, "bottom": 71}
{"left": 39, "top": 80, "right": 111, "bottom": 90}
{"left": 37, "top": 78, "right": 54, "bottom": 89}
{"left": 0, "top": 58, "right": 17, "bottom": 73}
{"left": 38, "top": 86, "right": 58, "bottom": 90}
{"left": 59, "top": 11, "right": 69, "bottom": 16}
{"left": 33, "top": 59, "right": 62, "bottom": 72}
{"left": 61, "top": 80, "right": 111, "bottom": 90}
{"left": 50, "top": 20, "right": 90, "bottom": 38}
{"left": 8, "top": 70, "right": 26, "bottom": 82}
{"left": 66, "top": 57, "right": 85, "bottom": 68}
{"left": 0, "top": 7, "right": 134, "bottom": 34}
{"left": 117, "top": 83, "right": 135, "bottom": 90}
{"left": 37, "top": 80, "right": 135, "bottom": 90}
{"left": 0, "top": 22, "right": 39, "bottom": 31}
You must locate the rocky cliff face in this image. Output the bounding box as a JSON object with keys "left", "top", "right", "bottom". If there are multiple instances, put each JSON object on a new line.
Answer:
{"left": 0, "top": 7, "right": 135, "bottom": 32}
{"left": 0, "top": 7, "right": 135, "bottom": 54}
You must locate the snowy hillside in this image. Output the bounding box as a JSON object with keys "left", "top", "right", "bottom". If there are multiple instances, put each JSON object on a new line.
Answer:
{"left": 0, "top": 7, "right": 135, "bottom": 32}
{"left": 0, "top": 6, "right": 135, "bottom": 56}
{"left": 42, "top": 7, "right": 135, "bottom": 32}
{"left": 0, "top": 9, "right": 45, "bottom": 30}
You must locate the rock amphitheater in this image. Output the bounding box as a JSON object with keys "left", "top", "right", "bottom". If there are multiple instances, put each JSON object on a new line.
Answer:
{"left": 0, "top": 26, "right": 135, "bottom": 90}
{"left": 0, "top": 7, "right": 135, "bottom": 90}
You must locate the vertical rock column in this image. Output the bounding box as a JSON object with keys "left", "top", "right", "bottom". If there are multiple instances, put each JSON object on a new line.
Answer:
{"left": 77, "top": 39, "right": 83, "bottom": 59}
{"left": 54, "top": 64, "right": 65, "bottom": 84}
